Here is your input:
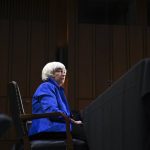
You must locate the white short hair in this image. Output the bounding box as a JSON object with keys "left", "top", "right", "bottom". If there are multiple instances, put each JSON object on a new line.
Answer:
{"left": 42, "top": 62, "right": 66, "bottom": 81}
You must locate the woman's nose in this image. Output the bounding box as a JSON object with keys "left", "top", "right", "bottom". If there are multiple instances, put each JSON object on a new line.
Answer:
{"left": 62, "top": 72, "right": 66, "bottom": 76}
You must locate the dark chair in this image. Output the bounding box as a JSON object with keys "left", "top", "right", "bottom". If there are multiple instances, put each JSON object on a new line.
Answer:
{"left": 8, "top": 81, "right": 88, "bottom": 150}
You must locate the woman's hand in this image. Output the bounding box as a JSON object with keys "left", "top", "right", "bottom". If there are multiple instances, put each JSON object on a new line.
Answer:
{"left": 70, "top": 118, "right": 83, "bottom": 125}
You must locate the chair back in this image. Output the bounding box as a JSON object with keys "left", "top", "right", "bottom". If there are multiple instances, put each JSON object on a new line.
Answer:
{"left": 8, "top": 81, "right": 26, "bottom": 139}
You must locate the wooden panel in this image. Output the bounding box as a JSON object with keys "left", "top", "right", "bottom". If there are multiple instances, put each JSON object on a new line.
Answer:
{"left": 78, "top": 99, "right": 92, "bottom": 110}
{"left": 0, "top": 140, "right": 15, "bottom": 150}
{"left": 30, "top": 20, "right": 48, "bottom": 95}
{"left": 55, "top": 0, "right": 67, "bottom": 47}
{"left": 128, "top": 26, "right": 144, "bottom": 66}
{"left": 0, "top": 97, "right": 9, "bottom": 114}
{"left": 77, "top": 24, "right": 93, "bottom": 99}
{"left": 12, "top": 20, "right": 28, "bottom": 96}
{"left": 95, "top": 25, "right": 110, "bottom": 96}
{"left": 146, "top": 27, "right": 150, "bottom": 57}
{"left": 48, "top": 0, "right": 57, "bottom": 61}
{"left": 30, "top": 0, "right": 67, "bottom": 96}
{"left": 67, "top": 0, "right": 78, "bottom": 109}
{"left": 0, "top": 0, "right": 68, "bottom": 148}
{"left": 136, "top": 0, "right": 147, "bottom": 26}
{"left": 112, "top": 25, "right": 128, "bottom": 81}
{"left": 23, "top": 97, "right": 32, "bottom": 113}
{"left": 0, "top": 20, "right": 9, "bottom": 96}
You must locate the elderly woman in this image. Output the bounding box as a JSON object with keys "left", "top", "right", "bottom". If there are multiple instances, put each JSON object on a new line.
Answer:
{"left": 29, "top": 62, "right": 85, "bottom": 140}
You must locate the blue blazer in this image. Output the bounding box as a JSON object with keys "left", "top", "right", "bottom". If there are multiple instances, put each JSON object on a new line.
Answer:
{"left": 29, "top": 78, "right": 71, "bottom": 136}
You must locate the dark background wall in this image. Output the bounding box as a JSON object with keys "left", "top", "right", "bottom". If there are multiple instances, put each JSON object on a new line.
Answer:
{"left": 0, "top": 0, "right": 68, "bottom": 148}
{"left": 0, "top": 0, "right": 150, "bottom": 149}
{"left": 68, "top": 0, "right": 150, "bottom": 110}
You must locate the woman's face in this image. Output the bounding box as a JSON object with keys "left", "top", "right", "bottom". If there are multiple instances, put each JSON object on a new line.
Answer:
{"left": 53, "top": 68, "right": 66, "bottom": 86}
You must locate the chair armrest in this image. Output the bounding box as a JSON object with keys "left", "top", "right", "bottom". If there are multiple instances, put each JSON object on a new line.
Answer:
{"left": 20, "top": 112, "right": 73, "bottom": 150}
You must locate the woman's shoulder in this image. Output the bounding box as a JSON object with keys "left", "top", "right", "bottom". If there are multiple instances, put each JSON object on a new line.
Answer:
{"left": 33, "top": 81, "right": 56, "bottom": 97}
{"left": 39, "top": 81, "right": 55, "bottom": 90}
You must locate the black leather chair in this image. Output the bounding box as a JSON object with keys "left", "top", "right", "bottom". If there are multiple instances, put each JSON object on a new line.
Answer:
{"left": 8, "top": 81, "right": 88, "bottom": 150}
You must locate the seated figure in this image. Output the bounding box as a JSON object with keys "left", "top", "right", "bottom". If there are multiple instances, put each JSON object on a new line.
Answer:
{"left": 29, "top": 61, "right": 86, "bottom": 141}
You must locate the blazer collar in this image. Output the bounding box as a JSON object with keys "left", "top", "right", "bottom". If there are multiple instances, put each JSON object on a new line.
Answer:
{"left": 47, "top": 77, "right": 63, "bottom": 89}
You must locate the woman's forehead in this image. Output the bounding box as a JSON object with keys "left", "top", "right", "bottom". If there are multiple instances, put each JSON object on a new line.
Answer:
{"left": 55, "top": 68, "right": 66, "bottom": 72}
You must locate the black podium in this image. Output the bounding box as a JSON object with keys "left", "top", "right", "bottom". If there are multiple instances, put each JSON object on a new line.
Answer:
{"left": 83, "top": 58, "right": 150, "bottom": 150}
